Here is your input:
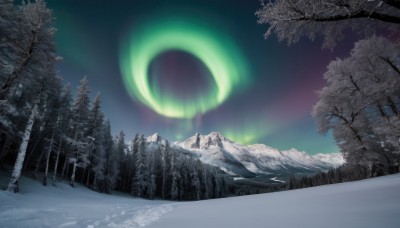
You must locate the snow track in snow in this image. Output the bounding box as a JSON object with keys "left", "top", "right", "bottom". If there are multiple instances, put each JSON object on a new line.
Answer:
{"left": 0, "top": 174, "right": 174, "bottom": 228}
{"left": 133, "top": 204, "right": 174, "bottom": 227}
{"left": 81, "top": 203, "right": 174, "bottom": 228}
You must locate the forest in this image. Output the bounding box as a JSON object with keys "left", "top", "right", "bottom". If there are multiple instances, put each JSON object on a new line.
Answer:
{"left": 1, "top": 0, "right": 400, "bottom": 201}
{"left": 0, "top": 0, "right": 234, "bottom": 200}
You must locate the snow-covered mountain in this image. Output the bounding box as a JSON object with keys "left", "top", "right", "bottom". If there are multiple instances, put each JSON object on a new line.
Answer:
{"left": 174, "top": 132, "right": 344, "bottom": 177}
{"left": 143, "top": 132, "right": 344, "bottom": 177}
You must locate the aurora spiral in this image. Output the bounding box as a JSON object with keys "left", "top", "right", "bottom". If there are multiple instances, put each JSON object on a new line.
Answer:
{"left": 120, "top": 17, "right": 249, "bottom": 119}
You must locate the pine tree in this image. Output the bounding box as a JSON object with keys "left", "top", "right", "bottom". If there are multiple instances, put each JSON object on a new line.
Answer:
{"left": 69, "top": 76, "right": 91, "bottom": 187}
{"left": 86, "top": 93, "right": 106, "bottom": 190}
{"left": 115, "top": 130, "right": 126, "bottom": 190}
{"left": 147, "top": 150, "right": 157, "bottom": 200}
{"left": 53, "top": 84, "right": 73, "bottom": 186}
{"left": 103, "top": 120, "right": 118, "bottom": 193}
{"left": 161, "top": 141, "right": 170, "bottom": 199}
{"left": 132, "top": 135, "right": 148, "bottom": 197}
{"left": 170, "top": 150, "right": 180, "bottom": 200}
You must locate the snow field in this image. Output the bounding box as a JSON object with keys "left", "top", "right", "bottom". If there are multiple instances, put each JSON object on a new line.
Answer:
{"left": 1, "top": 172, "right": 400, "bottom": 228}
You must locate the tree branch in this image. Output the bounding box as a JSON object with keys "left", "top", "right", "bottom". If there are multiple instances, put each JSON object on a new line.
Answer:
{"left": 380, "top": 57, "right": 400, "bottom": 75}
{"left": 290, "top": 10, "right": 400, "bottom": 24}
{"left": 383, "top": 0, "right": 400, "bottom": 10}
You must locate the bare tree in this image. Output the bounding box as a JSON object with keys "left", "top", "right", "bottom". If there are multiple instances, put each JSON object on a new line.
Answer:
{"left": 256, "top": 0, "right": 400, "bottom": 48}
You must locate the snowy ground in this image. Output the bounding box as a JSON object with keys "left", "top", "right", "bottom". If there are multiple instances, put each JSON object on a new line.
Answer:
{"left": 1, "top": 173, "right": 400, "bottom": 228}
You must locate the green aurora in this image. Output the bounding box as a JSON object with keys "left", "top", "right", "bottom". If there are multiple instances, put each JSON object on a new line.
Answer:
{"left": 120, "top": 18, "right": 250, "bottom": 119}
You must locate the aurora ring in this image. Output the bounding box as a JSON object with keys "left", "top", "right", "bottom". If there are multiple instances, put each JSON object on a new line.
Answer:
{"left": 120, "top": 19, "right": 248, "bottom": 118}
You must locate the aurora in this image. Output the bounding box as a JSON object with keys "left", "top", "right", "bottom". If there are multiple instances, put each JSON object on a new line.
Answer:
{"left": 120, "top": 18, "right": 249, "bottom": 119}
{"left": 48, "top": 0, "right": 342, "bottom": 154}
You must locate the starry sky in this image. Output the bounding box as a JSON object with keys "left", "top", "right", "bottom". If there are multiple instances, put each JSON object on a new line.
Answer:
{"left": 45, "top": 0, "right": 358, "bottom": 155}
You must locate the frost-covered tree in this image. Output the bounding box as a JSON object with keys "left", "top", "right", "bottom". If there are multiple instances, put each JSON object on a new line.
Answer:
{"left": 132, "top": 135, "right": 148, "bottom": 197}
{"left": 7, "top": 83, "right": 43, "bottom": 192}
{"left": 68, "top": 76, "right": 91, "bottom": 187}
{"left": 313, "top": 36, "right": 400, "bottom": 166}
{"left": 102, "top": 120, "right": 118, "bottom": 193}
{"left": 5, "top": 0, "right": 62, "bottom": 192}
{"left": 256, "top": 0, "right": 400, "bottom": 48}
{"left": 201, "top": 165, "right": 212, "bottom": 199}
{"left": 114, "top": 130, "right": 126, "bottom": 190}
{"left": 53, "top": 84, "right": 73, "bottom": 186}
{"left": 161, "top": 141, "right": 170, "bottom": 199}
{"left": 147, "top": 149, "right": 157, "bottom": 200}
{"left": 170, "top": 150, "right": 180, "bottom": 200}
{"left": 86, "top": 93, "right": 106, "bottom": 189}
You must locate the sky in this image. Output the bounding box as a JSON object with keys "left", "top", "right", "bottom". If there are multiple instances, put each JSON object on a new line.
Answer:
{"left": 45, "top": 0, "right": 359, "bottom": 155}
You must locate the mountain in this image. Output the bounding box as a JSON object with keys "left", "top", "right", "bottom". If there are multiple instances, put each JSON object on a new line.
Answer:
{"left": 144, "top": 132, "right": 344, "bottom": 178}
{"left": 175, "top": 132, "right": 344, "bottom": 177}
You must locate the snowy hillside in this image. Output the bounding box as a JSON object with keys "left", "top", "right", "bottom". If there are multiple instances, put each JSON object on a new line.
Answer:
{"left": 175, "top": 132, "right": 344, "bottom": 177}
{"left": 1, "top": 173, "right": 399, "bottom": 228}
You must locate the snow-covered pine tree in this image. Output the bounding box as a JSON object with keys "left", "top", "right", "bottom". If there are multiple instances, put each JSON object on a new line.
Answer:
{"left": 53, "top": 84, "right": 73, "bottom": 186}
{"left": 86, "top": 92, "right": 106, "bottom": 190}
{"left": 114, "top": 130, "right": 126, "bottom": 190}
{"left": 69, "top": 76, "right": 91, "bottom": 187}
{"left": 190, "top": 160, "right": 201, "bottom": 200}
{"left": 103, "top": 120, "right": 118, "bottom": 193}
{"left": 132, "top": 135, "right": 148, "bottom": 197}
{"left": 161, "top": 140, "right": 170, "bottom": 199}
{"left": 170, "top": 149, "right": 180, "bottom": 200}
{"left": 147, "top": 149, "right": 157, "bottom": 200}
{"left": 201, "top": 164, "right": 211, "bottom": 199}
{"left": 119, "top": 133, "right": 138, "bottom": 193}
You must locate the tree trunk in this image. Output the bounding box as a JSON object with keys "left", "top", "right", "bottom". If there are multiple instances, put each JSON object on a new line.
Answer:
{"left": 61, "top": 155, "right": 68, "bottom": 178}
{"left": 93, "top": 173, "right": 97, "bottom": 190}
{"left": 86, "top": 167, "right": 91, "bottom": 186}
{"left": 387, "top": 96, "right": 399, "bottom": 116}
{"left": 70, "top": 161, "right": 77, "bottom": 187}
{"left": 53, "top": 138, "right": 62, "bottom": 186}
{"left": 7, "top": 101, "right": 38, "bottom": 192}
{"left": 43, "top": 131, "right": 55, "bottom": 186}
{"left": 23, "top": 134, "right": 43, "bottom": 172}
{"left": 33, "top": 148, "right": 45, "bottom": 180}
{"left": 376, "top": 101, "right": 389, "bottom": 119}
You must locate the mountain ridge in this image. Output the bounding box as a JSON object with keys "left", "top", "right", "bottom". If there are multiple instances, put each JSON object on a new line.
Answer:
{"left": 146, "top": 132, "right": 344, "bottom": 177}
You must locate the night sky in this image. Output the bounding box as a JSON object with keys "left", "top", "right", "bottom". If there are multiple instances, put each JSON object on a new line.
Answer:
{"left": 45, "top": 0, "right": 358, "bottom": 155}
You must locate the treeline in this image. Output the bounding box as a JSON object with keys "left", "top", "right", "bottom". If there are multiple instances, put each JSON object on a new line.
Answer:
{"left": 112, "top": 133, "right": 233, "bottom": 200}
{"left": 0, "top": 0, "right": 234, "bottom": 200}
{"left": 234, "top": 179, "right": 287, "bottom": 196}
{"left": 288, "top": 164, "right": 400, "bottom": 190}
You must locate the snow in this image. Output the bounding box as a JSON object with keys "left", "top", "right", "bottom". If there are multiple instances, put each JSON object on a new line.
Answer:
{"left": 150, "top": 174, "right": 400, "bottom": 228}
{"left": 270, "top": 177, "right": 285, "bottom": 183}
{"left": 1, "top": 173, "right": 399, "bottom": 228}
{"left": 177, "top": 132, "right": 344, "bottom": 176}
{"left": 0, "top": 173, "right": 171, "bottom": 228}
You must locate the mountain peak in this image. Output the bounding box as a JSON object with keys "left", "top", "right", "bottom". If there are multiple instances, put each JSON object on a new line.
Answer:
{"left": 146, "top": 133, "right": 161, "bottom": 143}
{"left": 205, "top": 132, "right": 232, "bottom": 143}
{"left": 179, "top": 132, "right": 234, "bottom": 150}
{"left": 177, "top": 132, "right": 344, "bottom": 177}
